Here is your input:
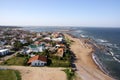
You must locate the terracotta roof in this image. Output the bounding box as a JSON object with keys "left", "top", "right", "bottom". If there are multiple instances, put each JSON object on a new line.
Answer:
{"left": 58, "top": 48, "right": 64, "bottom": 52}
{"left": 57, "top": 48, "right": 64, "bottom": 57}
{"left": 59, "top": 44, "right": 65, "bottom": 47}
{"left": 27, "top": 55, "right": 47, "bottom": 63}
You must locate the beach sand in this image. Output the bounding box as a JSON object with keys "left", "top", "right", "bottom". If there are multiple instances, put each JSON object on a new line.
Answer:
{"left": 64, "top": 33, "right": 113, "bottom": 80}
{"left": 1, "top": 66, "right": 66, "bottom": 80}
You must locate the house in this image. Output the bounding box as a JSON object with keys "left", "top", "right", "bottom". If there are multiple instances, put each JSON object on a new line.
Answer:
{"left": 31, "top": 37, "right": 37, "bottom": 42}
{"left": 44, "top": 37, "right": 51, "bottom": 40}
{"left": 27, "top": 55, "right": 47, "bottom": 66}
{"left": 5, "top": 45, "right": 13, "bottom": 49}
{"left": 52, "top": 32, "right": 59, "bottom": 38}
{"left": 29, "top": 43, "right": 45, "bottom": 52}
{"left": 22, "top": 49, "right": 32, "bottom": 54}
{"left": 0, "top": 40, "right": 6, "bottom": 45}
{"left": 0, "top": 49, "right": 9, "bottom": 56}
{"left": 36, "top": 33, "right": 42, "bottom": 37}
{"left": 56, "top": 48, "right": 64, "bottom": 57}
{"left": 55, "top": 44, "right": 66, "bottom": 48}
{"left": 52, "top": 37, "right": 63, "bottom": 42}
{"left": 19, "top": 39, "right": 27, "bottom": 44}
{"left": 30, "top": 54, "right": 35, "bottom": 57}
{"left": 34, "top": 41, "right": 41, "bottom": 46}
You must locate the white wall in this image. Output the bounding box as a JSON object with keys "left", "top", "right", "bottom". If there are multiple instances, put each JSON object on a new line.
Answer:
{"left": 0, "top": 49, "right": 9, "bottom": 56}
{"left": 31, "top": 60, "right": 47, "bottom": 66}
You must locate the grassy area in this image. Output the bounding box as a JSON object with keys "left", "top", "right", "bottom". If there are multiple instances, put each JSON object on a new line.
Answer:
{"left": 48, "top": 58, "right": 70, "bottom": 67}
{"left": 1, "top": 56, "right": 26, "bottom": 65}
{"left": 63, "top": 68, "right": 75, "bottom": 80}
{"left": 0, "top": 69, "right": 21, "bottom": 80}
{"left": 47, "top": 51, "right": 71, "bottom": 67}
{"left": 65, "top": 37, "right": 73, "bottom": 45}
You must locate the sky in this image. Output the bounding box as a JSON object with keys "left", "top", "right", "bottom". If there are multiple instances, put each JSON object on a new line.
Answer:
{"left": 0, "top": 0, "right": 120, "bottom": 27}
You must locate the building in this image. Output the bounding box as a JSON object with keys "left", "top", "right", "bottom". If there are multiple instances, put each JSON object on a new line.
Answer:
{"left": 19, "top": 39, "right": 27, "bottom": 44}
{"left": 0, "top": 49, "right": 9, "bottom": 56}
{"left": 27, "top": 55, "right": 47, "bottom": 66}
{"left": 44, "top": 37, "right": 51, "bottom": 40}
{"left": 29, "top": 43, "right": 45, "bottom": 52}
{"left": 55, "top": 44, "right": 66, "bottom": 48}
{"left": 22, "top": 49, "right": 32, "bottom": 54}
{"left": 56, "top": 48, "right": 64, "bottom": 57}
{"left": 52, "top": 37, "right": 63, "bottom": 42}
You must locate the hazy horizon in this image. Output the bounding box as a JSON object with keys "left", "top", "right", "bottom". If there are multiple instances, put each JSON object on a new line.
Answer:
{"left": 0, "top": 0, "right": 120, "bottom": 27}
{"left": 1, "top": 25, "right": 120, "bottom": 28}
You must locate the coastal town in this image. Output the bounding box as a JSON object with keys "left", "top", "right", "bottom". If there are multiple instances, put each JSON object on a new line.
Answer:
{"left": 0, "top": 27, "right": 74, "bottom": 80}
{"left": 0, "top": 27, "right": 72, "bottom": 67}
{"left": 0, "top": 27, "right": 113, "bottom": 80}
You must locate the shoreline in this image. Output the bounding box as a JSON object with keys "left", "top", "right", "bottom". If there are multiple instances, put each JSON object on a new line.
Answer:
{"left": 64, "top": 33, "right": 113, "bottom": 80}
{"left": 92, "top": 53, "right": 112, "bottom": 77}
{"left": 67, "top": 33, "right": 107, "bottom": 73}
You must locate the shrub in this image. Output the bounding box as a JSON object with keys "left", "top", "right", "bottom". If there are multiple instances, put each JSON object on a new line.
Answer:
{"left": 63, "top": 68, "right": 75, "bottom": 80}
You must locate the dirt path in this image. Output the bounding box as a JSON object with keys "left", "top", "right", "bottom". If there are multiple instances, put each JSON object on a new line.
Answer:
{"left": 64, "top": 33, "right": 113, "bottom": 80}
{"left": 0, "top": 66, "right": 66, "bottom": 80}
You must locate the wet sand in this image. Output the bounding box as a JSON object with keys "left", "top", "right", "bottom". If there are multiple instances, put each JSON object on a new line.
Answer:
{"left": 64, "top": 33, "right": 113, "bottom": 80}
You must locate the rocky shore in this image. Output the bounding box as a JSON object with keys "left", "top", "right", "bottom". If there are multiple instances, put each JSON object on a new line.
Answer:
{"left": 64, "top": 33, "right": 113, "bottom": 80}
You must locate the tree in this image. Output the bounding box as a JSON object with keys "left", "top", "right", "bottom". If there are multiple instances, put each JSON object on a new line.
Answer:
{"left": 13, "top": 41, "right": 23, "bottom": 51}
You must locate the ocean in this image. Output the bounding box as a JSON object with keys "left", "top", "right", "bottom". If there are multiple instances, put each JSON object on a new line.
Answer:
{"left": 69, "top": 27, "right": 120, "bottom": 80}
{"left": 23, "top": 27, "right": 120, "bottom": 80}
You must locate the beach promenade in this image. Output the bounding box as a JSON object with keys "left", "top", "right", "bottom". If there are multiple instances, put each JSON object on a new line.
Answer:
{"left": 64, "top": 33, "right": 113, "bottom": 80}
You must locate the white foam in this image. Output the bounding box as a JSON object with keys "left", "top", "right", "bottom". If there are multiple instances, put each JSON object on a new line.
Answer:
{"left": 105, "top": 43, "right": 113, "bottom": 47}
{"left": 113, "top": 44, "right": 119, "bottom": 49}
{"left": 109, "top": 51, "right": 114, "bottom": 56}
{"left": 113, "top": 56, "right": 120, "bottom": 63}
{"left": 97, "top": 39, "right": 108, "bottom": 43}
{"left": 92, "top": 53, "right": 110, "bottom": 75}
{"left": 80, "top": 34, "right": 85, "bottom": 37}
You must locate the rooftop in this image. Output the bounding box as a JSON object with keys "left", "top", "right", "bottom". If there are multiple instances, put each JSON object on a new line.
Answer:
{"left": 0, "top": 49, "right": 9, "bottom": 52}
{"left": 27, "top": 55, "right": 47, "bottom": 63}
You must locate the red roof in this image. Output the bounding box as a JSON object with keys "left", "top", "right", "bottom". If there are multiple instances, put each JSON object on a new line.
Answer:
{"left": 27, "top": 55, "right": 47, "bottom": 63}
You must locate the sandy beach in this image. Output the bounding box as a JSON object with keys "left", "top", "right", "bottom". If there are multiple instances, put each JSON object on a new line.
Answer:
{"left": 64, "top": 33, "right": 113, "bottom": 80}
{"left": 0, "top": 66, "right": 66, "bottom": 80}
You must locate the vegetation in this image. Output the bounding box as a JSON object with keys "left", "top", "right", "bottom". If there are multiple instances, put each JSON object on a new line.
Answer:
{"left": 63, "top": 68, "right": 75, "bottom": 80}
{"left": 13, "top": 41, "right": 23, "bottom": 51}
{"left": 1, "top": 55, "right": 26, "bottom": 66}
{"left": 49, "top": 58, "right": 70, "bottom": 67}
{"left": 65, "top": 37, "right": 72, "bottom": 44}
{"left": 0, "top": 69, "right": 21, "bottom": 80}
{"left": 47, "top": 50, "right": 71, "bottom": 67}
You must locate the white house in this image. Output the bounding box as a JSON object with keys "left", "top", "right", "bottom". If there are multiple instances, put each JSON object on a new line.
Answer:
{"left": 32, "top": 38, "right": 37, "bottom": 42}
{"left": 52, "top": 37, "right": 63, "bottom": 42}
{"left": 27, "top": 55, "right": 47, "bottom": 66}
{"left": 22, "top": 49, "right": 32, "bottom": 54}
{"left": 29, "top": 44, "right": 45, "bottom": 52}
{"left": 0, "top": 41, "right": 6, "bottom": 45}
{"left": 44, "top": 37, "right": 51, "bottom": 40}
{"left": 0, "top": 49, "right": 9, "bottom": 56}
{"left": 19, "top": 39, "right": 27, "bottom": 44}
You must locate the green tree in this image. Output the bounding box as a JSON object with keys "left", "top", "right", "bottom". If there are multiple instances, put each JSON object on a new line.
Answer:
{"left": 13, "top": 41, "right": 23, "bottom": 51}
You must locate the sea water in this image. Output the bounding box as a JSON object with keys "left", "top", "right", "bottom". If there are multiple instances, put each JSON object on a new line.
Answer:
{"left": 69, "top": 27, "right": 120, "bottom": 80}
